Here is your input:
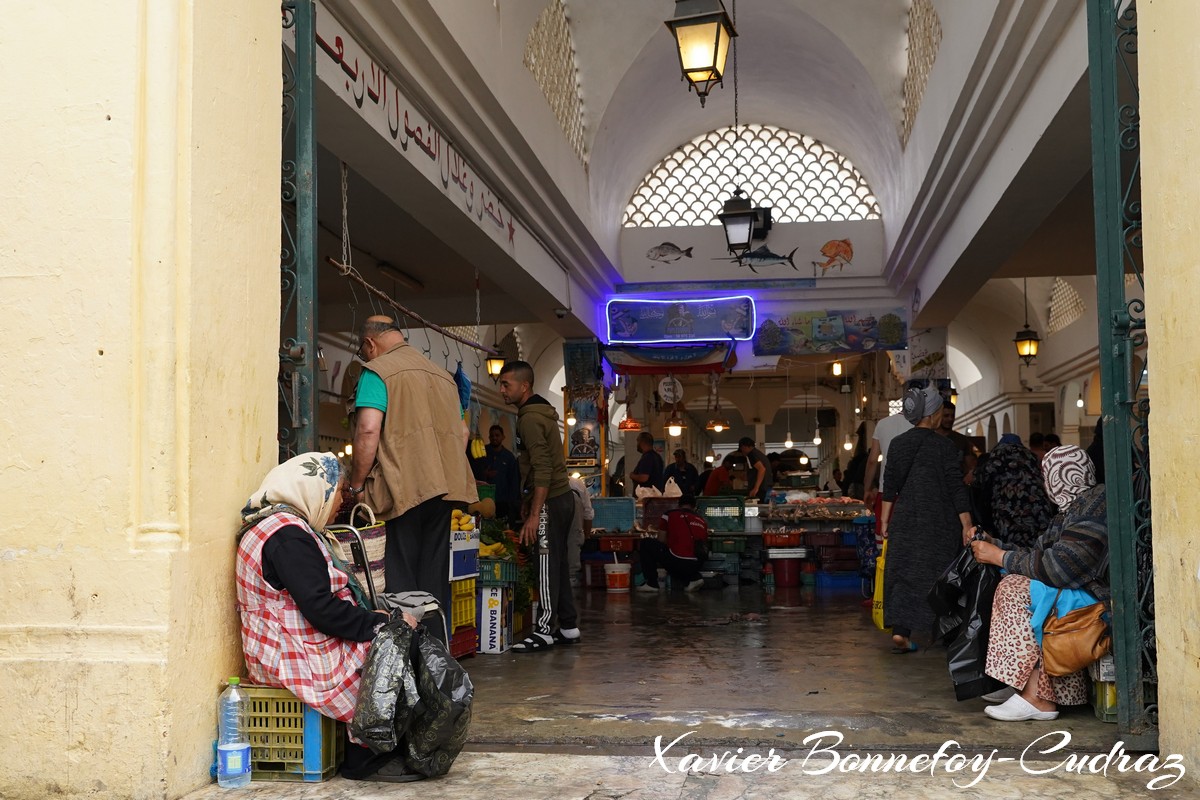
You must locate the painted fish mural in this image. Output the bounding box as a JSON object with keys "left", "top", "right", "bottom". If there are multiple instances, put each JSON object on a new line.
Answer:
{"left": 716, "top": 245, "right": 799, "bottom": 273}
{"left": 646, "top": 242, "right": 693, "bottom": 265}
{"left": 812, "top": 239, "right": 854, "bottom": 275}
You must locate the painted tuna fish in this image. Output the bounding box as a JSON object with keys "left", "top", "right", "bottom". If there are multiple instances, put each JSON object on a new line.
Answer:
{"left": 718, "top": 245, "right": 798, "bottom": 273}
{"left": 812, "top": 239, "right": 854, "bottom": 274}
{"left": 646, "top": 241, "right": 693, "bottom": 265}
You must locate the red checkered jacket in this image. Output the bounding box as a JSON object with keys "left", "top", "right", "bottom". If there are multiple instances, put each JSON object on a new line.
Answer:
{"left": 236, "top": 512, "right": 372, "bottom": 723}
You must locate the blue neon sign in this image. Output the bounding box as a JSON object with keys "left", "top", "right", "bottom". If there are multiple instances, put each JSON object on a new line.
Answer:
{"left": 606, "top": 296, "right": 756, "bottom": 344}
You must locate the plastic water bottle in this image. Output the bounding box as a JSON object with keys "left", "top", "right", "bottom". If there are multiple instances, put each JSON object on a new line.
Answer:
{"left": 217, "top": 677, "right": 251, "bottom": 788}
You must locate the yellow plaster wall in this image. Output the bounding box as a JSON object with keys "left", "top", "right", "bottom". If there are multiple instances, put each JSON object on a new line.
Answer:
{"left": 1140, "top": 0, "right": 1200, "bottom": 772}
{"left": 0, "top": 2, "right": 279, "bottom": 798}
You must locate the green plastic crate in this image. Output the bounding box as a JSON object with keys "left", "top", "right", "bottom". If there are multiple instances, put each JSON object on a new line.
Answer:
{"left": 243, "top": 686, "right": 342, "bottom": 782}
{"left": 477, "top": 557, "right": 519, "bottom": 586}
{"left": 709, "top": 536, "right": 746, "bottom": 553}
{"left": 697, "top": 496, "right": 745, "bottom": 532}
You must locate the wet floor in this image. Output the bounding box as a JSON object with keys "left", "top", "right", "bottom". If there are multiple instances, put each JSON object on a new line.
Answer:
{"left": 182, "top": 582, "right": 1179, "bottom": 799}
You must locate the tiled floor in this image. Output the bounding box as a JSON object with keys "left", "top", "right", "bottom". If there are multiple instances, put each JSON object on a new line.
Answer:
{"left": 184, "top": 582, "right": 1193, "bottom": 798}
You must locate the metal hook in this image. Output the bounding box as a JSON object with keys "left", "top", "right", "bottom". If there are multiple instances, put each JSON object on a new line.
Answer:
{"left": 422, "top": 326, "right": 432, "bottom": 358}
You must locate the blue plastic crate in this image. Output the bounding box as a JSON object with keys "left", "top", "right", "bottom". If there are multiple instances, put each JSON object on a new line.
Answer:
{"left": 815, "top": 571, "right": 861, "bottom": 590}
{"left": 591, "top": 497, "right": 637, "bottom": 532}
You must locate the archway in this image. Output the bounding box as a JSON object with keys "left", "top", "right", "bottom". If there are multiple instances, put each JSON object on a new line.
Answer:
{"left": 987, "top": 416, "right": 998, "bottom": 450}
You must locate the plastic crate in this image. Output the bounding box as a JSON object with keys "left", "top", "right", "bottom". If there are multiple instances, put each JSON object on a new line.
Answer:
{"left": 815, "top": 571, "right": 860, "bottom": 590}
{"left": 709, "top": 536, "right": 746, "bottom": 553}
{"left": 642, "top": 497, "right": 681, "bottom": 529}
{"left": 450, "top": 577, "right": 477, "bottom": 630}
{"left": 477, "top": 557, "right": 518, "bottom": 586}
{"left": 600, "top": 535, "right": 639, "bottom": 553}
{"left": 243, "top": 686, "right": 342, "bottom": 782}
{"left": 449, "top": 625, "right": 477, "bottom": 660}
{"left": 805, "top": 531, "right": 840, "bottom": 548}
{"left": 476, "top": 484, "right": 496, "bottom": 500}
{"left": 763, "top": 531, "right": 803, "bottom": 547}
{"left": 591, "top": 497, "right": 637, "bottom": 532}
{"left": 697, "top": 497, "right": 745, "bottom": 532}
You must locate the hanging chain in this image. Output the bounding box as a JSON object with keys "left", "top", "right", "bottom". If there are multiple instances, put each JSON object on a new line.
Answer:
{"left": 474, "top": 267, "right": 482, "bottom": 345}
{"left": 732, "top": 0, "right": 741, "bottom": 188}
{"left": 340, "top": 162, "right": 351, "bottom": 268}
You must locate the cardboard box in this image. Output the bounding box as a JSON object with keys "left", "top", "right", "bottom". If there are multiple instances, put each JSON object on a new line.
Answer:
{"left": 476, "top": 586, "right": 513, "bottom": 654}
{"left": 1088, "top": 654, "right": 1116, "bottom": 683}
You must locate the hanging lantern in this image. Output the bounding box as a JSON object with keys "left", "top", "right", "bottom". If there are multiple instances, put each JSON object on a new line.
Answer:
{"left": 705, "top": 416, "right": 731, "bottom": 432}
{"left": 666, "top": 411, "right": 686, "bottom": 437}
{"left": 1014, "top": 277, "right": 1041, "bottom": 366}
{"left": 664, "top": 0, "right": 737, "bottom": 107}
{"left": 832, "top": 361, "right": 843, "bottom": 377}
{"left": 618, "top": 416, "right": 642, "bottom": 432}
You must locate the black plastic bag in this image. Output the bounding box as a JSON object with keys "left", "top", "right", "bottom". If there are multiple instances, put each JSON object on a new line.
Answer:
{"left": 350, "top": 618, "right": 420, "bottom": 753}
{"left": 927, "top": 547, "right": 1005, "bottom": 701}
{"left": 399, "top": 625, "right": 475, "bottom": 777}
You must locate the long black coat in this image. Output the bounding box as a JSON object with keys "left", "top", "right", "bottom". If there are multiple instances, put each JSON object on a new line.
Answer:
{"left": 882, "top": 427, "right": 971, "bottom": 636}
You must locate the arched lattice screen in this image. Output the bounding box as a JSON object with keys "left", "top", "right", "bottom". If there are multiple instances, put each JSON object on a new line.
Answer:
{"left": 1047, "top": 278, "right": 1085, "bottom": 334}
{"left": 623, "top": 124, "right": 881, "bottom": 227}
{"left": 524, "top": 0, "right": 587, "bottom": 165}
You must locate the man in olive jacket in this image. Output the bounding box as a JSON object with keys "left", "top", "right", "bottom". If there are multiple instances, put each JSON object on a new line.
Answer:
{"left": 497, "top": 360, "right": 578, "bottom": 652}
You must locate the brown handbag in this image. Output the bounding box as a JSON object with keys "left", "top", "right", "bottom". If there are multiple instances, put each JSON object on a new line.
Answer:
{"left": 1041, "top": 589, "right": 1112, "bottom": 677}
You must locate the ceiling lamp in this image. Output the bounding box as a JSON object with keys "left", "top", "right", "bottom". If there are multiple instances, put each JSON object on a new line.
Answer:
{"left": 783, "top": 368, "right": 793, "bottom": 449}
{"left": 812, "top": 427, "right": 822, "bottom": 446}
{"left": 717, "top": 189, "right": 772, "bottom": 259}
{"left": 798, "top": 453, "right": 809, "bottom": 466}
{"left": 664, "top": 0, "right": 737, "bottom": 107}
{"left": 706, "top": 416, "right": 731, "bottom": 432}
{"left": 666, "top": 411, "right": 687, "bottom": 437}
{"left": 843, "top": 434, "right": 853, "bottom": 451}
{"left": 705, "top": 451, "right": 716, "bottom": 464}
{"left": 784, "top": 432, "right": 794, "bottom": 449}
{"left": 832, "top": 361, "right": 843, "bottom": 377}
{"left": 566, "top": 409, "right": 577, "bottom": 427}
{"left": 618, "top": 416, "right": 642, "bottom": 432}
{"left": 1014, "top": 277, "right": 1041, "bottom": 366}
{"left": 485, "top": 330, "right": 506, "bottom": 382}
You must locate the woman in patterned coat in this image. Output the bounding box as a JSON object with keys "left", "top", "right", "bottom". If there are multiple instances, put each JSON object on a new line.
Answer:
{"left": 236, "top": 452, "right": 418, "bottom": 781}
{"left": 969, "top": 445, "right": 1107, "bottom": 721}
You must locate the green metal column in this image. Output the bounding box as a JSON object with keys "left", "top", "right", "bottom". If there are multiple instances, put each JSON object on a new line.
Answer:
{"left": 1085, "top": 0, "right": 1156, "bottom": 748}
{"left": 280, "top": 1, "right": 319, "bottom": 461}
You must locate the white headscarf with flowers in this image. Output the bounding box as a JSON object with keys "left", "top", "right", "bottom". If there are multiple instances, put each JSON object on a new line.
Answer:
{"left": 241, "top": 452, "right": 344, "bottom": 533}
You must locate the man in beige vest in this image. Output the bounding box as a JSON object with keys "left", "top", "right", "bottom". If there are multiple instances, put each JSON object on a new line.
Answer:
{"left": 344, "top": 316, "right": 477, "bottom": 629}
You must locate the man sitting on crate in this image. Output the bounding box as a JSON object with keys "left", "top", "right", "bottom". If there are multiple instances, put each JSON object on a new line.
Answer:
{"left": 637, "top": 495, "right": 708, "bottom": 593}
{"left": 236, "top": 452, "right": 428, "bottom": 783}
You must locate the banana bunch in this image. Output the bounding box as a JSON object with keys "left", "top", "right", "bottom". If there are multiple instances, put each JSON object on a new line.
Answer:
{"left": 451, "top": 509, "right": 475, "bottom": 532}
{"left": 469, "top": 435, "right": 486, "bottom": 459}
{"left": 478, "top": 541, "right": 508, "bottom": 558}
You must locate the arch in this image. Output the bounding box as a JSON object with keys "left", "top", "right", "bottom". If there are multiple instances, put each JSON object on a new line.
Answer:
{"left": 1063, "top": 380, "right": 1083, "bottom": 428}
{"left": 987, "top": 417, "right": 998, "bottom": 450}
{"left": 624, "top": 125, "right": 880, "bottom": 227}
{"left": 1002, "top": 412, "right": 1012, "bottom": 435}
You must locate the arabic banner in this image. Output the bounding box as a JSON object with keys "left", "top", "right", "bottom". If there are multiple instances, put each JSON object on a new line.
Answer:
{"left": 606, "top": 296, "right": 755, "bottom": 344}
{"left": 602, "top": 343, "right": 735, "bottom": 375}
{"left": 752, "top": 307, "right": 908, "bottom": 356}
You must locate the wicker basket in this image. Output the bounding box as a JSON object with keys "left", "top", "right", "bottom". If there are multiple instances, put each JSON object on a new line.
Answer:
{"left": 325, "top": 504, "right": 387, "bottom": 595}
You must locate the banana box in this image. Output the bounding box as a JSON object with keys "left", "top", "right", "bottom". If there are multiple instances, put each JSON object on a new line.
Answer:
{"left": 477, "top": 586, "right": 513, "bottom": 654}
{"left": 449, "top": 510, "right": 480, "bottom": 580}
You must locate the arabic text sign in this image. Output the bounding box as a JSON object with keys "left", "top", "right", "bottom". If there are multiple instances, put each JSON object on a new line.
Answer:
{"left": 752, "top": 307, "right": 908, "bottom": 356}
{"left": 606, "top": 296, "right": 755, "bottom": 344}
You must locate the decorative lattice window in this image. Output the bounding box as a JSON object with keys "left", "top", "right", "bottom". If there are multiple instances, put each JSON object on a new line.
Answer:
{"left": 889, "top": 399, "right": 904, "bottom": 416}
{"left": 524, "top": 1, "right": 587, "bottom": 165}
{"left": 623, "top": 125, "right": 881, "bottom": 227}
{"left": 1047, "top": 278, "right": 1085, "bottom": 334}
{"left": 902, "top": 0, "right": 942, "bottom": 146}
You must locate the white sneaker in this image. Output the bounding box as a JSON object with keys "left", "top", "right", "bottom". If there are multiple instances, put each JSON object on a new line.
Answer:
{"left": 981, "top": 687, "right": 1016, "bottom": 704}
{"left": 684, "top": 578, "right": 705, "bottom": 593}
{"left": 636, "top": 582, "right": 662, "bottom": 593}
{"left": 983, "top": 694, "right": 1058, "bottom": 721}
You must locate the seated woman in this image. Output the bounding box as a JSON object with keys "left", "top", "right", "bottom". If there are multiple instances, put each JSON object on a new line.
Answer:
{"left": 236, "top": 452, "right": 418, "bottom": 782}
{"left": 969, "top": 445, "right": 1106, "bottom": 721}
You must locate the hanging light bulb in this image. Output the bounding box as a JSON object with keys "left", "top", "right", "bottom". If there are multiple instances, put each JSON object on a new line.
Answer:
{"left": 1076, "top": 394, "right": 1085, "bottom": 409}
{"left": 705, "top": 451, "right": 715, "bottom": 464}
{"left": 843, "top": 434, "right": 853, "bottom": 451}
{"left": 832, "top": 361, "right": 843, "bottom": 377}
{"left": 345, "top": 443, "right": 353, "bottom": 455}
{"left": 784, "top": 432, "right": 794, "bottom": 449}
{"left": 566, "top": 410, "right": 577, "bottom": 427}
{"left": 570, "top": 471, "right": 582, "bottom": 480}
{"left": 854, "top": 406, "right": 861, "bottom": 414}
{"left": 812, "top": 428, "right": 822, "bottom": 445}
{"left": 862, "top": 394, "right": 868, "bottom": 404}
{"left": 799, "top": 452, "right": 809, "bottom": 466}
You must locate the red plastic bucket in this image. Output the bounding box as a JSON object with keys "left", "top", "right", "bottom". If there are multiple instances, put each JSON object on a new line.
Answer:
{"left": 772, "top": 558, "right": 801, "bottom": 588}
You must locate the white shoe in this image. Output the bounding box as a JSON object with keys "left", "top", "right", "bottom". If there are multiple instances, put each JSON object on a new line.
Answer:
{"left": 981, "top": 687, "right": 1016, "bottom": 704}
{"left": 684, "top": 578, "right": 705, "bottom": 593}
{"left": 983, "top": 694, "right": 1058, "bottom": 721}
{"left": 636, "top": 582, "right": 662, "bottom": 593}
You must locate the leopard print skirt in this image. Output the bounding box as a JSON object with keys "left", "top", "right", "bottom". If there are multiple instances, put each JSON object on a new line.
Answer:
{"left": 985, "top": 574, "right": 1089, "bottom": 706}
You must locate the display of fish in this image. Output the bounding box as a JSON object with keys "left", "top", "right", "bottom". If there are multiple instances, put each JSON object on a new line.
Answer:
{"left": 646, "top": 242, "right": 693, "bottom": 264}
{"left": 717, "top": 245, "right": 798, "bottom": 272}
{"left": 812, "top": 239, "right": 854, "bottom": 274}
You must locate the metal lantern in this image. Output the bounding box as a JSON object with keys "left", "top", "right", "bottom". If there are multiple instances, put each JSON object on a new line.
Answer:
{"left": 486, "top": 355, "right": 505, "bottom": 381}
{"left": 1013, "top": 326, "right": 1041, "bottom": 366}
{"left": 717, "top": 189, "right": 757, "bottom": 257}
{"left": 664, "top": 0, "right": 737, "bottom": 107}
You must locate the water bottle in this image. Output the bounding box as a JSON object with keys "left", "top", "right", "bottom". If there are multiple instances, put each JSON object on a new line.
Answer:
{"left": 217, "top": 677, "right": 251, "bottom": 788}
